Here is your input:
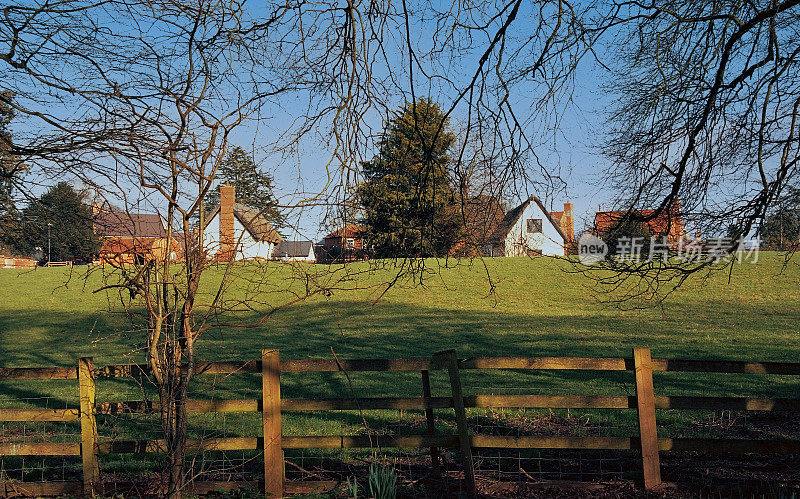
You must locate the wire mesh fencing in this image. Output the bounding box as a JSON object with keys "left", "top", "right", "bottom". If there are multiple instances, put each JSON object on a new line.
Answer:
{"left": 3, "top": 351, "right": 800, "bottom": 497}
{"left": 0, "top": 396, "right": 81, "bottom": 484}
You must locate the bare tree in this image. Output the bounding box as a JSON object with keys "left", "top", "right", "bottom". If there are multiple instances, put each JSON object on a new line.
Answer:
{"left": 6, "top": 0, "right": 795, "bottom": 493}
{"left": 0, "top": 1, "right": 308, "bottom": 495}
{"left": 573, "top": 0, "right": 800, "bottom": 302}
{"left": 0, "top": 0, "right": 574, "bottom": 494}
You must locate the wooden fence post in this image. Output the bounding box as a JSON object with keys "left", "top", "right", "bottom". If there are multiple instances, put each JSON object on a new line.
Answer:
{"left": 262, "top": 349, "right": 283, "bottom": 498}
{"left": 420, "top": 370, "right": 441, "bottom": 478}
{"left": 633, "top": 348, "right": 661, "bottom": 489}
{"left": 78, "top": 357, "right": 99, "bottom": 495}
{"left": 433, "top": 350, "right": 476, "bottom": 499}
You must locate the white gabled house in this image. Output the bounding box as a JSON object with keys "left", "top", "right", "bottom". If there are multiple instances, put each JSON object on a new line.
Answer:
{"left": 203, "top": 185, "right": 282, "bottom": 261}
{"left": 484, "top": 196, "right": 572, "bottom": 257}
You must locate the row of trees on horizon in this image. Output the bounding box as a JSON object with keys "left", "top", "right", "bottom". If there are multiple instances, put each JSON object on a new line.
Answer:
{"left": 3, "top": 97, "right": 800, "bottom": 263}
{"left": 1, "top": 98, "right": 512, "bottom": 262}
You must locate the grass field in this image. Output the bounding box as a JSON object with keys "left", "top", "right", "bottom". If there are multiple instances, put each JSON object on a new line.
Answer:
{"left": 1, "top": 253, "right": 799, "bottom": 401}
{"left": 1, "top": 253, "right": 798, "bottom": 365}
{"left": 1, "top": 254, "right": 799, "bottom": 486}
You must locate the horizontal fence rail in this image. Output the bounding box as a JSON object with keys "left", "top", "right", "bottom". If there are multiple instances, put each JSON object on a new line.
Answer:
{"left": 2, "top": 350, "right": 800, "bottom": 497}
{"left": 0, "top": 408, "right": 79, "bottom": 421}
{"left": 82, "top": 394, "right": 800, "bottom": 415}
{"left": 80, "top": 356, "right": 800, "bottom": 377}
{"left": 0, "top": 367, "right": 78, "bottom": 379}
{"left": 28, "top": 434, "right": 789, "bottom": 456}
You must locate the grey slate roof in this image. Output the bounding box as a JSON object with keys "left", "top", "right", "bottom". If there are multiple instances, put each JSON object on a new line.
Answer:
{"left": 488, "top": 196, "right": 567, "bottom": 243}
{"left": 275, "top": 240, "right": 314, "bottom": 258}
{"left": 205, "top": 203, "right": 282, "bottom": 244}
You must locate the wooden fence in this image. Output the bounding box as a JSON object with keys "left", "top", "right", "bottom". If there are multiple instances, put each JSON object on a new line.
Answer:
{"left": 2, "top": 348, "right": 800, "bottom": 497}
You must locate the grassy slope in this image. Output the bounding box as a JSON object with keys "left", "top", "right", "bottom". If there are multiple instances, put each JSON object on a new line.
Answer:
{"left": 0, "top": 254, "right": 798, "bottom": 442}
{"left": 1, "top": 253, "right": 797, "bottom": 364}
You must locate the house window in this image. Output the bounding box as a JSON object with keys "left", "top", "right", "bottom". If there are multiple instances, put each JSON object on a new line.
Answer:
{"left": 526, "top": 218, "right": 542, "bottom": 233}
{"left": 346, "top": 238, "right": 355, "bottom": 248}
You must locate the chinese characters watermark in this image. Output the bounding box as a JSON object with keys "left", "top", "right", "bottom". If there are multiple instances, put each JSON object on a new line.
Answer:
{"left": 578, "top": 233, "right": 759, "bottom": 265}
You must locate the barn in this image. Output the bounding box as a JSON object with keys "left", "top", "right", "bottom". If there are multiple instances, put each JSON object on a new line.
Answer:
{"left": 93, "top": 206, "right": 168, "bottom": 265}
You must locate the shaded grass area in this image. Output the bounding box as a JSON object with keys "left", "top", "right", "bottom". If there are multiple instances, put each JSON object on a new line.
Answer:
{"left": 1, "top": 254, "right": 799, "bottom": 485}
{"left": 1, "top": 254, "right": 799, "bottom": 366}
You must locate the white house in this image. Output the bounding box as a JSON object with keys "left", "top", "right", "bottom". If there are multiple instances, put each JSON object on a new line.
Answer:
{"left": 204, "top": 185, "right": 282, "bottom": 261}
{"left": 485, "top": 196, "right": 571, "bottom": 257}
{"left": 274, "top": 240, "right": 316, "bottom": 262}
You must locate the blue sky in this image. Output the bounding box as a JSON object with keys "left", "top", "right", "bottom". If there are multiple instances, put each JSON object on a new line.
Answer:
{"left": 237, "top": 92, "right": 612, "bottom": 242}
{"left": 10, "top": 1, "right": 621, "bottom": 242}
{"left": 231, "top": 2, "right": 619, "bottom": 241}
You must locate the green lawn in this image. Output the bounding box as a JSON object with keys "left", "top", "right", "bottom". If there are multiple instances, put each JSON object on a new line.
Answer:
{"left": 1, "top": 254, "right": 799, "bottom": 483}
{"left": 1, "top": 253, "right": 799, "bottom": 400}
{"left": 2, "top": 254, "right": 798, "bottom": 364}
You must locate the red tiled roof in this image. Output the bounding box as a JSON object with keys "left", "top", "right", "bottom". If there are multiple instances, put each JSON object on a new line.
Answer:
{"left": 594, "top": 208, "right": 684, "bottom": 239}
{"left": 324, "top": 224, "right": 364, "bottom": 239}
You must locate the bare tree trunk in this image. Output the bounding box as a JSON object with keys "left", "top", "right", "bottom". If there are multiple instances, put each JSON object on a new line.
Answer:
{"left": 163, "top": 372, "right": 188, "bottom": 498}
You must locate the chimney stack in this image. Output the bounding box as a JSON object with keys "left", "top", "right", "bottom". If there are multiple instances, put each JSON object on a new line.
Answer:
{"left": 562, "top": 202, "right": 574, "bottom": 243}
{"left": 669, "top": 198, "right": 683, "bottom": 239}
{"left": 219, "top": 184, "right": 235, "bottom": 261}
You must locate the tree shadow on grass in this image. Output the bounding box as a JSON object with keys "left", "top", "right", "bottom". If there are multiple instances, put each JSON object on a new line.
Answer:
{"left": 1, "top": 297, "right": 798, "bottom": 489}
{"left": 0, "top": 298, "right": 798, "bottom": 407}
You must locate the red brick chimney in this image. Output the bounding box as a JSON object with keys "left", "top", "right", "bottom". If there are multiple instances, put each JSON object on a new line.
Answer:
{"left": 669, "top": 199, "right": 684, "bottom": 240}
{"left": 219, "top": 184, "right": 235, "bottom": 261}
{"left": 562, "top": 202, "right": 574, "bottom": 243}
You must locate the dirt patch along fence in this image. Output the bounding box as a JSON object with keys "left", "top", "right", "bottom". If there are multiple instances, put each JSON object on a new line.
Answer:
{"left": 2, "top": 349, "right": 800, "bottom": 497}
